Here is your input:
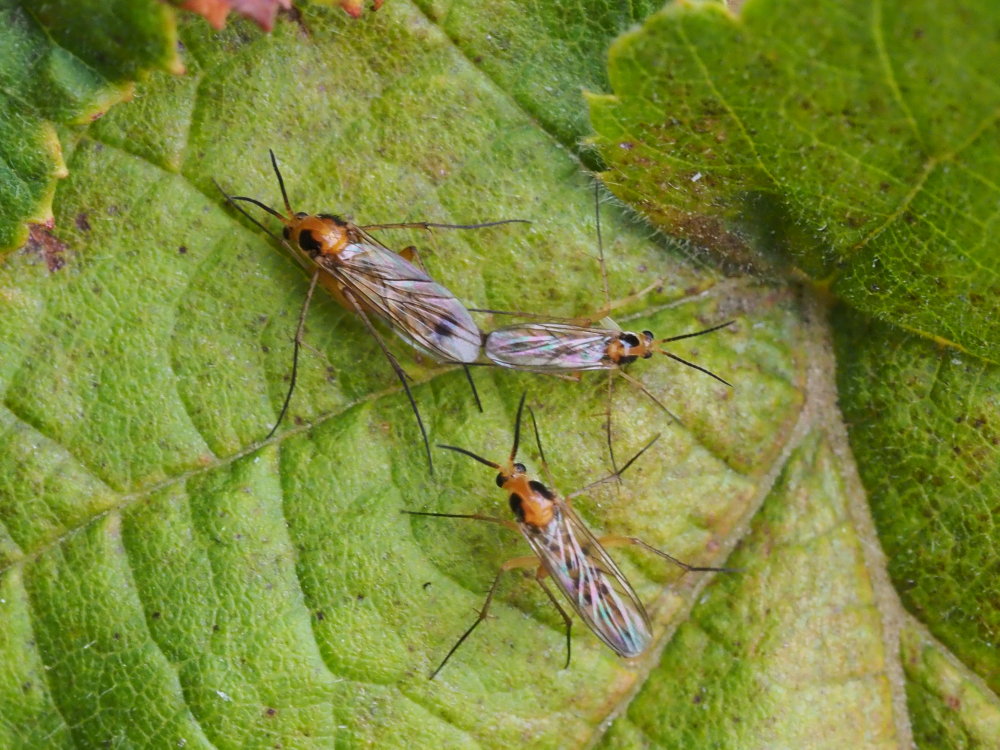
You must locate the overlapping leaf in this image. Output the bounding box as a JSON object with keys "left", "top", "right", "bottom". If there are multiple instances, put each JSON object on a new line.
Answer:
{"left": 1, "top": 0, "right": 997, "bottom": 747}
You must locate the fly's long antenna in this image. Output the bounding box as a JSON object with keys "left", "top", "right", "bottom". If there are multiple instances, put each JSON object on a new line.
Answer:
{"left": 660, "top": 321, "right": 734, "bottom": 344}
{"left": 438, "top": 444, "right": 500, "bottom": 470}
{"left": 657, "top": 320, "right": 734, "bottom": 387}
{"left": 214, "top": 179, "right": 289, "bottom": 244}
{"left": 226, "top": 194, "right": 288, "bottom": 222}
{"left": 360, "top": 219, "right": 530, "bottom": 232}
{"left": 268, "top": 149, "right": 293, "bottom": 215}
{"left": 527, "top": 406, "right": 559, "bottom": 489}
{"left": 510, "top": 392, "right": 528, "bottom": 462}
{"left": 527, "top": 407, "right": 547, "bottom": 467}
{"left": 660, "top": 352, "right": 733, "bottom": 388}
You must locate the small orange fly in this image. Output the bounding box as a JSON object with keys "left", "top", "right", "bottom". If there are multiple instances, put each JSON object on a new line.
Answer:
{"left": 217, "top": 151, "right": 526, "bottom": 472}
{"left": 405, "top": 393, "right": 731, "bottom": 678}
{"left": 479, "top": 185, "right": 733, "bottom": 472}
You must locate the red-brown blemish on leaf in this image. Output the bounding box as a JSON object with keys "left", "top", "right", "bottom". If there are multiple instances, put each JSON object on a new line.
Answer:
{"left": 24, "top": 224, "right": 69, "bottom": 272}
{"left": 180, "top": 0, "right": 291, "bottom": 31}
{"left": 945, "top": 694, "right": 961, "bottom": 710}
{"left": 340, "top": 0, "right": 383, "bottom": 17}
{"left": 181, "top": 0, "right": 381, "bottom": 28}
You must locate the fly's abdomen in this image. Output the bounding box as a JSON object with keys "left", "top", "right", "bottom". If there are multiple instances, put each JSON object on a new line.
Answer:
{"left": 485, "top": 325, "right": 611, "bottom": 372}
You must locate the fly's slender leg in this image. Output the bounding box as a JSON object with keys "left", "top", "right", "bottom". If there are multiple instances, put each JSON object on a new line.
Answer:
{"left": 566, "top": 433, "right": 661, "bottom": 500}
{"left": 617, "top": 369, "right": 682, "bottom": 426}
{"left": 534, "top": 570, "right": 573, "bottom": 669}
{"left": 266, "top": 268, "right": 321, "bottom": 440}
{"left": 398, "top": 245, "right": 426, "bottom": 271}
{"left": 605, "top": 370, "right": 620, "bottom": 482}
{"left": 341, "top": 287, "right": 435, "bottom": 475}
{"left": 597, "top": 535, "right": 738, "bottom": 573}
{"left": 400, "top": 510, "right": 519, "bottom": 532}
{"left": 462, "top": 365, "right": 483, "bottom": 412}
{"left": 430, "top": 555, "right": 537, "bottom": 679}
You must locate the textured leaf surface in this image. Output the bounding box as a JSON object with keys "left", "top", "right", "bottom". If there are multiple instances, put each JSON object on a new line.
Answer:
{"left": 1, "top": 0, "right": 995, "bottom": 748}
{"left": 601, "top": 430, "right": 896, "bottom": 748}
{"left": 901, "top": 618, "right": 1000, "bottom": 749}
{"left": 0, "top": 5, "right": 810, "bottom": 747}
{"left": 589, "top": 0, "right": 1000, "bottom": 364}
{"left": 589, "top": 1, "right": 1000, "bottom": 747}
{"left": 836, "top": 309, "right": 1000, "bottom": 695}
{"left": 0, "top": 0, "right": 181, "bottom": 250}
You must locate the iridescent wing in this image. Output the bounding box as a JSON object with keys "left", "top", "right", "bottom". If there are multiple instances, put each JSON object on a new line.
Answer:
{"left": 519, "top": 500, "right": 652, "bottom": 657}
{"left": 485, "top": 323, "right": 615, "bottom": 372}
{"left": 320, "top": 234, "right": 481, "bottom": 363}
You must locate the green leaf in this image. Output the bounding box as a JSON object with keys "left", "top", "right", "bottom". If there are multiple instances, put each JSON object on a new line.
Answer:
{"left": 901, "top": 618, "right": 1000, "bottom": 749}
{"left": 1, "top": 1, "right": 997, "bottom": 748}
{"left": 835, "top": 308, "right": 1000, "bottom": 693}
{"left": 413, "top": 0, "right": 663, "bottom": 149}
{"left": 602, "top": 430, "right": 897, "bottom": 748}
{"left": 588, "top": 0, "right": 1000, "bottom": 364}
{"left": 0, "top": 0, "right": 180, "bottom": 250}
{"left": 588, "top": 0, "right": 1000, "bottom": 747}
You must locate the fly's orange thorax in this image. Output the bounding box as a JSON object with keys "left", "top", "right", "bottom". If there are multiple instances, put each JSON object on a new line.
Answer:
{"left": 605, "top": 330, "right": 655, "bottom": 365}
{"left": 501, "top": 472, "right": 556, "bottom": 529}
{"left": 283, "top": 213, "right": 350, "bottom": 259}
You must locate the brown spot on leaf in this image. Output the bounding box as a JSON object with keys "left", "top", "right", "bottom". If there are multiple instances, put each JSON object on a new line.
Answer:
{"left": 75, "top": 213, "right": 91, "bottom": 232}
{"left": 24, "top": 224, "right": 69, "bottom": 272}
{"left": 180, "top": 0, "right": 291, "bottom": 31}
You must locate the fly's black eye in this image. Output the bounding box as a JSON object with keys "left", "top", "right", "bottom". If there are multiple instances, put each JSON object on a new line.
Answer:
{"left": 513, "top": 462, "right": 526, "bottom": 474}
{"left": 495, "top": 473, "right": 505, "bottom": 488}
{"left": 298, "top": 229, "right": 322, "bottom": 253}
{"left": 621, "top": 332, "right": 641, "bottom": 347}
{"left": 508, "top": 492, "right": 525, "bottom": 521}
{"left": 282, "top": 226, "right": 291, "bottom": 240}
{"left": 642, "top": 330, "right": 654, "bottom": 340}
{"left": 295, "top": 212, "right": 308, "bottom": 219}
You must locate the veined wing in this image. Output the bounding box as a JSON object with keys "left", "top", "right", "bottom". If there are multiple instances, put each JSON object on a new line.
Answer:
{"left": 519, "top": 501, "right": 651, "bottom": 657}
{"left": 485, "top": 323, "right": 615, "bottom": 372}
{"left": 322, "top": 237, "right": 481, "bottom": 363}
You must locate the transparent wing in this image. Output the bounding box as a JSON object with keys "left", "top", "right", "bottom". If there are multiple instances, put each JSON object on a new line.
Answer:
{"left": 485, "top": 323, "right": 615, "bottom": 372}
{"left": 520, "top": 501, "right": 651, "bottom": 657}
{"left": 321, "top": 236, "right": 481, "bottom": 363}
